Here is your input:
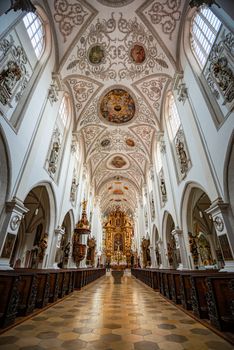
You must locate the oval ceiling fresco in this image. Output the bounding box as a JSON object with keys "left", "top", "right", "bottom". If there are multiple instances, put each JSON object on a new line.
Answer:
{"left": 100, "top": 88, "right": 136, "bottom": 124}
{"left": 88, "top": 45, "right": 105, "bottom": 65}
{"left": 130, "top": 44, "right": 146, "bottom": 64}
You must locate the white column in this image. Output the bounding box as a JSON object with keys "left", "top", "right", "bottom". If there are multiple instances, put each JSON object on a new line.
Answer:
{"left": 172, "top": 228, "right": 189, "bottom": 270}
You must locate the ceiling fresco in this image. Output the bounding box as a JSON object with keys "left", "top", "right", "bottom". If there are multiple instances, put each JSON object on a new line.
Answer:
{"left": 99, "top": 88, "right": 136, "bottom": 124}
{"left": 48, "top": 0, "right": 186, "bottom": 215}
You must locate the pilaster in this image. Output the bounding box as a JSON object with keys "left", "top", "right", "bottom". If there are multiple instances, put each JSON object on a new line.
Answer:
{"left": 0, "top": 197, "right": 28, "bottom": 269}
{"left": 206, "top": 198, "right": 234, "bottom": 271}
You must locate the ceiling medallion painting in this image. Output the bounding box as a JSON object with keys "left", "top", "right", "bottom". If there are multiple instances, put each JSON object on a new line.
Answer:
{"left": 130, "top": 44, "right": 146, "bottom": 64}
{"left": 111, "top": 156, "right": 127, "bottom": 168}
{"left": 106, "top": 155, "right": 130, "bottom": 170}
{"left": 101, "top": 139, "right": 111, "bottom": 147}
{"left": 113, "top": 189, "right": 124, "bottom": 195}
{"left": 125, "top": 138, "right": 135, "bottom": 147}
{"left": 100, "top": 88, "right": 136, "bottom": 124}
{"left": 88, "top": 45, "right": 105, "bottom": 65}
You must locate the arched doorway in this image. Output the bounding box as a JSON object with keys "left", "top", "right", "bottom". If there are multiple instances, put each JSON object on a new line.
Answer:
{"left": 187, "top": 188, "right": 223, "bottom": 269}
{"left": 10, "top": 185, "right": 51, "bottom": 268}
{"left": 165, "top": 213, "right": 181, "bottom": 269}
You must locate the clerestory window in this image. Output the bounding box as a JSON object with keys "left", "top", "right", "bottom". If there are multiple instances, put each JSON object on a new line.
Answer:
{"left": 23, "top": 12, "right": 45, "bottom": 59}
{"left": 190, "top": 6, "right": 221, "bottom": 68}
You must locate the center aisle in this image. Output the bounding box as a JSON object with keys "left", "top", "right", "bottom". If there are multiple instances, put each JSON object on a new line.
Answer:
{"left": 0, "top": 272, "right": 232, "bottom": 350}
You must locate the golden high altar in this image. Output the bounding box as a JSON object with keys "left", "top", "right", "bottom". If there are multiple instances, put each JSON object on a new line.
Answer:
{"left": 103, "top": 209, "right": 133, "bottom": 268}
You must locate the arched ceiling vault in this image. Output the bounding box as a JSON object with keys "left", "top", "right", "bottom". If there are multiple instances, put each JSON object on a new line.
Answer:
{"left": 47, "top": 0, "right": 187, "bottom": 215}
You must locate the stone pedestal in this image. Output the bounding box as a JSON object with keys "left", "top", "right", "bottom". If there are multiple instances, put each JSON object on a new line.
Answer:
{"left": 111, "top": 270, "right": 124, "bottom": 284}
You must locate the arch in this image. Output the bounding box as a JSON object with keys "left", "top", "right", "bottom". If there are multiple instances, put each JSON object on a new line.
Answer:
{"left": 181, "top": 182, "right": 222, "bottom": 269}
{"left": 180, "top": 181, "right": 208, "bottom": 231}
{"left": 223, "top": 132, "right": 234, "bottom": 218}
{"left": 11, "top": 182, "right": 56, "bottom": 268}
{"left": 0, "top": 126, "right": 11, "bottom": 231}
{"left": 162, "top": 210, "right": 176, "bottom": 242}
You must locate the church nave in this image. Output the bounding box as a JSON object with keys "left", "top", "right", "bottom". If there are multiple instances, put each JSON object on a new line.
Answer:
{"left": 0, "top": 273, "right": 232, "bottom": 350}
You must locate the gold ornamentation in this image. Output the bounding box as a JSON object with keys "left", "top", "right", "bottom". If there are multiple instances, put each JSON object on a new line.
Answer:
{"left": 104, "top": 209, "right": 133, "bottom": 267}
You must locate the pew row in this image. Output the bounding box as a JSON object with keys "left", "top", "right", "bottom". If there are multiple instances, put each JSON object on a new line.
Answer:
{"left": 131, "top": 268, "right": 234, "bottom": 333}
{"left": 0, "top": 268, "right": 105, "bottom": 329}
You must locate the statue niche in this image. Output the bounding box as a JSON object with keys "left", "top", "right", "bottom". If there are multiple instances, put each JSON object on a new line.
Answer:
{"left": 114, "top": 233, "right": 123, "bottom": 251}
{"left": 141, "top": 237, "right": 151, "bottom": 268}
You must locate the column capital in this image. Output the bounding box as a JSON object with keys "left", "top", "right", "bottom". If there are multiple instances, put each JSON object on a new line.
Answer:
{"left": 206, "top": 197, "right": 229, "bottom": 215}
{"left": 205, "top": 198, "right": 229, "bottom": 234}
{"left": 6, "top": 197, "right": 28, "bottom": 215}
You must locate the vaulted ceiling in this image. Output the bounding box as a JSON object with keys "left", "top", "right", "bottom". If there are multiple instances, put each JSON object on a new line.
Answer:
{"left": 47, "top": 0, "right": 187, "bottom": 215}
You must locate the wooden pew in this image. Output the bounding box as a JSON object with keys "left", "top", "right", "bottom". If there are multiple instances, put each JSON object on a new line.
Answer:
{"left": 34, "top": 270, "right": 50, "bottom": 308}
{"left": 206, "top": 274, "right": 234, "bottom": 332}
{"left": 13, "top": 269, "right": 37, "bottom": 316}
{"left": 190, "top": 271, "right": 221, "bottom": 319}
{"left": 0, "top": 272, "right": 20, "bottom": 328}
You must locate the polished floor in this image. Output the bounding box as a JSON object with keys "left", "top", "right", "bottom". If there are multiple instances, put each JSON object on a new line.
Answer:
{"left": 0, "top": 272, "right": 233, "bottom": 350}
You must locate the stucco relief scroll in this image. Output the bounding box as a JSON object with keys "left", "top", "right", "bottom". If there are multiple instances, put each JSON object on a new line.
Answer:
{"left": 204, "top": 29, "right": 234, "bottom": 107}
{"left": 53, "top": 0, "right": 89, "bottom": 42}
{"left": 146, "top": 0, "right": 181, "bottom": 40}
{"left": 174, "top": 128, "right": 191, "bottom": 180}
{"left": 66, "top": 13, "right": 170, "bottom": 82}
{"left": 0, "top": 35, "right": 29, "bottom": 112}
{"left": 159, "top": 168, "right": 167, "bottom": 205}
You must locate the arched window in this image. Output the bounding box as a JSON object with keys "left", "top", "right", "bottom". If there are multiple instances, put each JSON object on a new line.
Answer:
{"left": 156, "top": 144, "right": 162, "bottom": 172}
{"left": 58, "top": 96, "right": 69, "bottom": 129}
{"left": 167, "top": 94, "right": 181, "bottom": 139}
{"left": 166, "top": 93, "right": 191, "bottom": 180}
{"left": 46, "top": 95, "right": 71, "bottom": 179}
{"left": 23, "top": 12, "right": 45, "bottom": 59}
{"left": 190, "top": 6, "right": 221, "bottom": 68}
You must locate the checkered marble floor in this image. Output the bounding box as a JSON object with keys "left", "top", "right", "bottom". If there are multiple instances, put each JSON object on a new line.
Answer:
{"left": 0, "top": 272, "right": 233, "bottom": 350}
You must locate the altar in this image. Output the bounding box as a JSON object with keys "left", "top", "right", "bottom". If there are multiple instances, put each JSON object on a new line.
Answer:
{"left": 103, "top": 209, "right": 133, "bottom": 269}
